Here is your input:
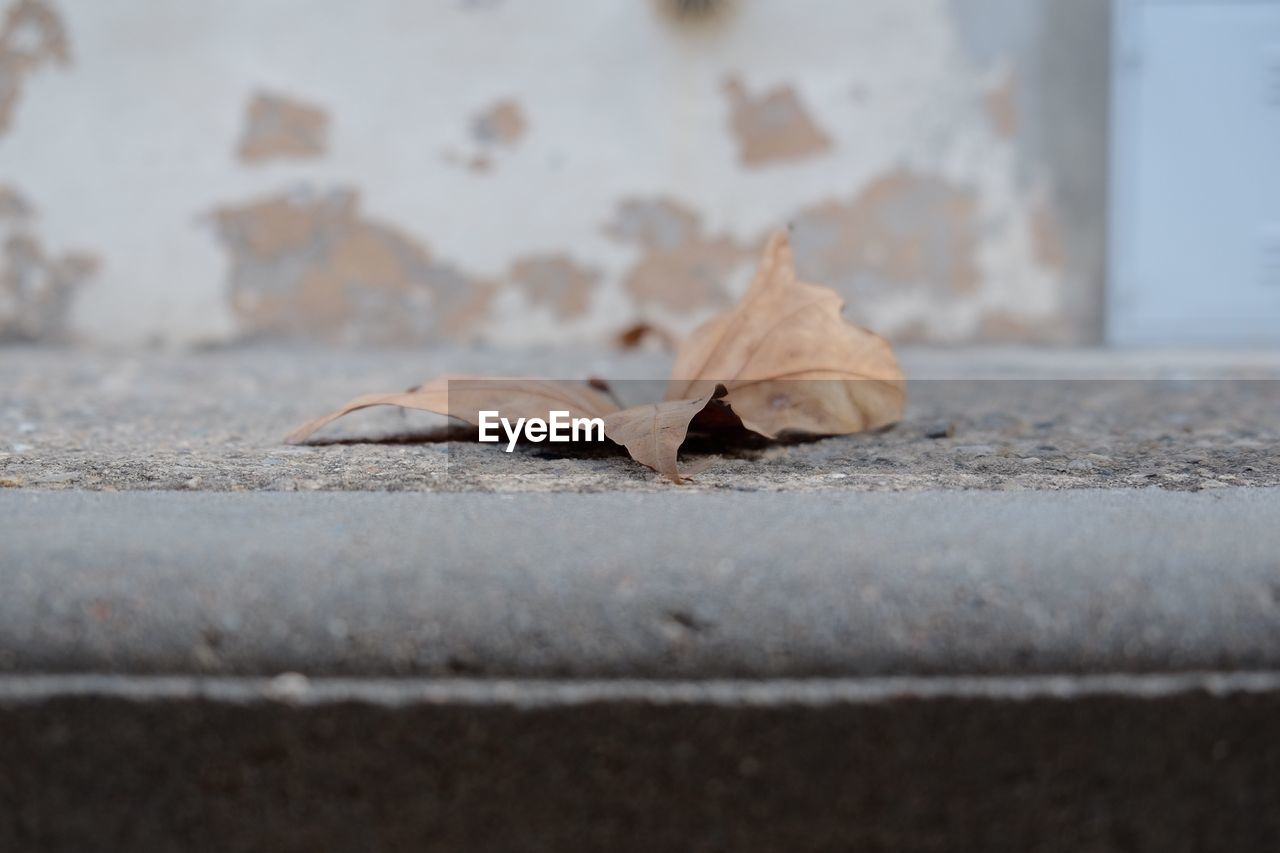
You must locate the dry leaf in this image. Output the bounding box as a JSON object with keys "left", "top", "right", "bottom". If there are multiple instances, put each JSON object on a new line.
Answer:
{"left": 666, "top": 230, "right": 904, "bottom": 439}
{"left": 286, "top": 376, "right": 721, "bottom": 483}
{"left": 602, "top": 385, "right": 727, "bottom": 484}
{"left": 285, "top": 376, "right": 618, "bottom": 445}
{"left": 286, "top": 227, "right": 904, "bottom": 483}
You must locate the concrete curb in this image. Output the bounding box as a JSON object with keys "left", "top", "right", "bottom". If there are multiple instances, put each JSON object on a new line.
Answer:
{"left": 3, "top": 488, "right": 1279, "bottom": 678}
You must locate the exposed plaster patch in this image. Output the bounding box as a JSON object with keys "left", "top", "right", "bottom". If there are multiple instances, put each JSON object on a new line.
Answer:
{"left": 236, "top": 91, "right": 330, "bottom": 163}
{"left": 0, "top": 0, "right": 69, "bottom": 136}
{"left": 652, "top": 0, "right": 738, "bottom": 29}
{"left": 984, "top": 71, "right": 1018, "bottom": 139}
{"left": 789, "top": 169, "right": 981, "bottom": 306}
{"left": 445, "top": 98, "right": 528, "bottom": 174}
{"left": 212, "top": 187, "right": 495, "bottom": 344}
{"left": 722, "top": 76, "right": 832, "bottom": 168}
{"left": 976, "top": 309, "right": 1070, "bottom": 344}
{"left": 1029, "top": 198, "right": 1065, "bottom": 271}
{"left": 606, "top": 197, "right": 752, "bottom": 312}
{"left": 946, "top": 0, "right": 1111, "bottom": 341}
{"left": 883, "top": 319, "right": 932, "bottom": 346}
{"left": 0, "top": 185, "right": 97, "bottom": 342}
{"left": 0, "top": 184, "right": 34, "bottom": 218}
{"left": 507, "top": 253, "right": 598, "bottom": 320}
{"left": 472, "top": 98, "right": 527, "bottom": 147}
{"left": 442, "top": 149, "right": 495, "bottom": 174}
{"left": 607, "top": 197, "right": 699, "bottom": 249}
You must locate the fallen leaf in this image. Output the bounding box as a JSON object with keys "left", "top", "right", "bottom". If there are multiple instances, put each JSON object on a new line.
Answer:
{"left": 286, "top": 228, "right": 905, "bottom": 483}
{"left": 602, "top": 385, "right": 728, "bottom": 484}
{"left": 285, "top": 376, "right": 618, "bottom": 445}
{"left": 666, "top": 230, "right": 904, "bottom": 439}
{"left": 286, "top": 376, "right": 722, "bottom": 482}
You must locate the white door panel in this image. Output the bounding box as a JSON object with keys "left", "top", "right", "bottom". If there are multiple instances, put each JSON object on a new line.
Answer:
{"left": 1109, "top": 0, "right": 1280, "bottom": 343}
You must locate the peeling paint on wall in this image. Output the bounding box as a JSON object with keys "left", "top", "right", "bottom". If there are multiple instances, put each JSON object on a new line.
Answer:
{"left": 473, "top": 98, "right": 526, "bottom": 148}
{"left": 975, "top": 309, "right": 1069, "bottom": 344}
{"left": 722, "top": 76, "right": 832, "bottom": 168}
{"left": 0, "top": 184, "right": 96, "bottom": 342}
{"left": 445, "top": 97, "right": 528, "bottom": 174}
{"left": 984, "top": 71, "right": 1018, "bottom": 139}
{"left": 0, "top": 0, "right": 68, "bottom": 136}
{"left": 651, "top": 0, "right": 738, "bottom": 29}
{"left": 1029, "top": 199, "right": 1065, "bottom": 271}
{"left": 0, "top": 1, "right": 1108, "bottom": 347}
{"left": 945, "top": 0, "right": 1112, "bottom": 340}
{"left": 606, "top": 197, "right": 751, "bottom": 312}
{"left": 507, "top": 254, "right": 597, "bottom": 320}
{"left": 212, "top": 187, "right": 494, "bottom": 344}
{"left": 0, "top": 185, "right": 32, "bottom": 217}
{"left": 789, "top": 170, "right": 981, "bottom": 304}
{"left": 237, "top": 91, "right": 329, "bottom": 163}
{"left": 443, "top": 151, "right": 493, "bottom": 174}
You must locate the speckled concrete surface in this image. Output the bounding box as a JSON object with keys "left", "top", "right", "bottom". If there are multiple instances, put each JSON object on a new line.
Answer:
{"left": 1, "top": 346, "right": 1278, "bottom": 492}
{"left": 4, "top": 489, "right": 1280, "bottom": 678}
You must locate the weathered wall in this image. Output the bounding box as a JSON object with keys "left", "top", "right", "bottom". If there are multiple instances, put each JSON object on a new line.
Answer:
{"left": 0, "top": 0, "right": 1110, "bottom": 347}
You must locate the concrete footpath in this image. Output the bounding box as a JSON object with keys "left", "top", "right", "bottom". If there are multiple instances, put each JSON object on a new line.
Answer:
{"left": 3, "top": 346, "right": 1279, "bottom": 492}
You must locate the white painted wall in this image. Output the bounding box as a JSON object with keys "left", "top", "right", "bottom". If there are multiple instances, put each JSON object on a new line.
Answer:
{"left": 1, "top": 0, "right": 1100, "bottom": 346}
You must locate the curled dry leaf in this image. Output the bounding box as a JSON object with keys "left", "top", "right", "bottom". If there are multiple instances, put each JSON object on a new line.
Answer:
{"left": 601, "top": 385, "right": 728, "bottom": 484}
{"left": 666, "top": 230, "right": 904, "bottom": 439}
{"left": 285, "top": 376, "right": 724, "bottom": 482}
{"left": 285, "top": 376, "right": 618, "bottom": 445}
{"left": 285, "top": 228, "right": 905, "bottom": 482}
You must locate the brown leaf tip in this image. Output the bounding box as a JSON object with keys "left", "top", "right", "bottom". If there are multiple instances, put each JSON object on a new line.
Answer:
{"left": 759, "top": 229, "right": 797, "bottom": 282}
